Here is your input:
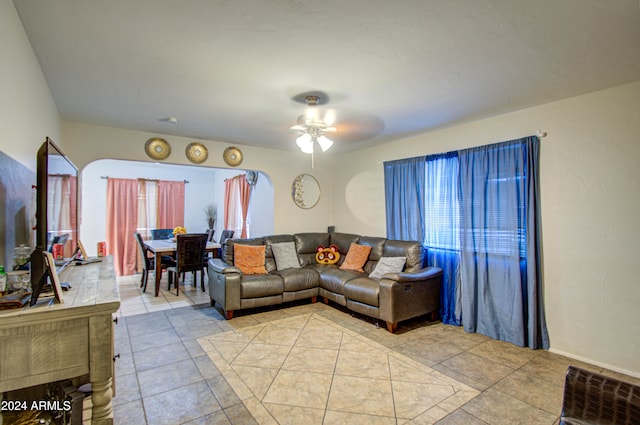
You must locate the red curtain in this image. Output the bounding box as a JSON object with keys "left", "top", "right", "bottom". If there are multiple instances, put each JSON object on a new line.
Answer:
{"left": 157, "top": 180, "right": 185, "bottom": 230}
{"left": 106, "top": 178, "right": 138, "bottom": 276}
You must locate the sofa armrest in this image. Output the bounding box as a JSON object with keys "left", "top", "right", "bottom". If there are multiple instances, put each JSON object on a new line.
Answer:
{"left": 207, "top": 258, "right": 242, "bottom": 314}
{"left": 379, "top": 267, "right": 442, "bottom": 324}
{"left": 208, "top": 258, "right": 242, "bottom": 275}
{"left": 381, "top": 266, "right": 443, "bottom": 282}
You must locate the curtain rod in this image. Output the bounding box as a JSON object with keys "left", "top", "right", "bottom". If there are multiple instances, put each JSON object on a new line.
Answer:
{"left": 100, "top": 176, "right": 189, "bottom": 183}
{"left": 377, "top": 130, "right": 548, "bottom": 165}
{"left": 224, "top": 174, "right": 246, "bottom": 182}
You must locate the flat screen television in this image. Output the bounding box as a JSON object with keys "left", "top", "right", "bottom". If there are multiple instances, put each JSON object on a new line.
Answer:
{"left": 30, "top": 137, "right": 79, "bottom": 305}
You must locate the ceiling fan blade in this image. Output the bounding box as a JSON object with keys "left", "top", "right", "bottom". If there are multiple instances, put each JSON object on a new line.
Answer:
{"left": 289, "top": 124, "right": 306, "bottom": 132}
{"left": 289, "top": 91, "right": 384, "bottom": 147}
{"left": 331, "top": 112, "right": 385, "bottom": 143}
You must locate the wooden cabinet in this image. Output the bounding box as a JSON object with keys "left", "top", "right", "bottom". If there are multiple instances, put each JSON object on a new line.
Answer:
{"left": 0, "top": 257, "right": 120, "bottom": 424}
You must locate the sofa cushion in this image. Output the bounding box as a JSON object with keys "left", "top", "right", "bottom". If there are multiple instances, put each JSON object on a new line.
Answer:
{"left": 264, "top": 235, "right": 296, "bottom": 272}
{"left": 319, "top": 267, "right": 363, "bottom": 294}
{"left": 275, "top": 267, "right": 320, "bottom": 292}
{"left": 294, "top": 233, "right": 330, "bottom": 266}
{"left": 329, "top": 232, "right": 361, "bottom": 260}
{"left": 368, "top": 256, "right": 406, "bottom": 280}
{"left": 270, "top": 241, "right": 301, "bottom": 270}
{"left": 225, "top": 237, "right": 264, "bottom": 265}
{"left": 358, "top": 236, "right": 386, "bottom": 274}
{"left": 340, "top": 243, "right": 372, "bottom": 272}
{"left": 234, "top": 244, "right": 267, "bottom": 275}
{"left": 344, "top": 277, "right": 380, "bottom": 307}
{"left": 240, "top": 273, "right": 283, "bottom": 298}
{"left": 383, "top": 240, "right": 423, "bottom": 272}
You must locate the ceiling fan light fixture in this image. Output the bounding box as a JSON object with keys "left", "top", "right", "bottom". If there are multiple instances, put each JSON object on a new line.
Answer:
{"left": 290, "top": 94, "right": 336, "bottom": 155}
{"left": 296, "top": 134, "right": 314, "bottom": 153}
{"left": 317, "top": 135, "right": 333, "bottom": 152}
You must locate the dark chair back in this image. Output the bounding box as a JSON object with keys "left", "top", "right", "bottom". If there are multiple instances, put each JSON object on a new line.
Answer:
{"left": 206, "top": 228, "right": 216, "bottom": 242}
{"left": 134, "top": 232, "right": 148, "bottom": 268}
{"left": 215, "top": 230, "right": 234, "bottom": 258}
{"left": 134, "top": 232, "right": 153, "bottom": 292}
{"left": 219, "top": 230, "right": 234, "bottom": 246}
{"left": 48, "top": 234, "right": 69, "bottom": 252}
{"left": 175, "top": 233, "right": 208, "bottom": 274}
{"left": 151, "top": 228, "right": 174, "bottom": 240}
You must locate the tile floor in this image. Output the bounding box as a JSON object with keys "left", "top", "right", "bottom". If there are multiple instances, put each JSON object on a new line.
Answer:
{"left": 111, "top": 272, "right": 639, "bottom": 424}
{"left": 198, "top": 313, "right": 480, "bottom": 424}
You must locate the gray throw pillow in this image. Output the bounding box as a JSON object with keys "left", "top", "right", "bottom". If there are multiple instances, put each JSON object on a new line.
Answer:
{"left": 271, "top": 242, "right": 301, "bottom": 270}
{"left": 368, "top": 256, "right": 406, "bottom": 280}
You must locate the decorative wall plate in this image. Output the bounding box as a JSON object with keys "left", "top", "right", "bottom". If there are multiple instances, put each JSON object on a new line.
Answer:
{"left": 186, "top": 142, "right": 208, "bottom": 164}
{"left": 223, "top": 146, "right": 243, "bottom": 167}
{"left": 144, "top": 137, "right": 171, "bottom": 160}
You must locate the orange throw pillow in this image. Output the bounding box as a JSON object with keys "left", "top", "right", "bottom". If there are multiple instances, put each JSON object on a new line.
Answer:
{"left": 339, "top": 243, "right": 372, "bottom": 272}
{"left": 234, "top": 244, "right": 267, "bottom": 275}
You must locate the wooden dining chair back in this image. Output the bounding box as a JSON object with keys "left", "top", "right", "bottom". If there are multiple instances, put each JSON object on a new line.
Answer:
{"left": 168, "top": 233, "right": 208, "bottom": 295}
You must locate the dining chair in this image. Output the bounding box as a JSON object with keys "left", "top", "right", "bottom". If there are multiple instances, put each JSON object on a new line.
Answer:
{"left": 47, "top": 233, "right": 69, "bottom": 253}
{"left": 214, "top": 229, "right": 234, "bottom": 258}
{"left": 134, "top": 232, "right": 174, "bottom": 293}
{"left": 167, "top": 233, "right": 208, "bottom": 295}
{"left": 202, "top": 228, "right": 216, "bottom": 267}
{"left": 151, "top": 228, "right": 174, "bottom": 240}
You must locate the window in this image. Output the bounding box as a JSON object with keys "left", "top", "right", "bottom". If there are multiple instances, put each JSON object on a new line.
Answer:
{"left": 458, "top": 142, "right": 528, "bottom": 259}
{"left": 424, "top": 153, "right": 459, "bottom": 252}
{"left": 136, "top": 179, "right": 157, "bottom": 239}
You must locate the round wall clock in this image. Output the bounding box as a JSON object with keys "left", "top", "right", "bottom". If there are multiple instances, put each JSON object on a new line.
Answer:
{"left": 144, "top": 137, "right": 171, "bottom": 160}
{"left": 223, "top": 146, "right": 243, "bottom": 166}
{"left": 186, "top": 142, "right": 208, "bottom": 164}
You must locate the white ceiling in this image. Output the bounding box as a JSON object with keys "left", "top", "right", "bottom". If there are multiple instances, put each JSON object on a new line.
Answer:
{"left": 14, "top": 0, "right": 640, "bottom": 153}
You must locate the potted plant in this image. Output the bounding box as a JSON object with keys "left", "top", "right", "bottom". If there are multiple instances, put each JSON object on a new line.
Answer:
{"left": 204, "top": 203, "right": 217, "bottom": 230}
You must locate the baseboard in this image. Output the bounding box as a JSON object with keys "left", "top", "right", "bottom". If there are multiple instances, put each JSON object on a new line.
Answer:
{"left": 548, "top": 347, "right": 640, "bottom": 379}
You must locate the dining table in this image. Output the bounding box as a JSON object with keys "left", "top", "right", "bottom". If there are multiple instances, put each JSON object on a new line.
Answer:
{"left": 144, "top": 238, "right": 220, "bottom": 296}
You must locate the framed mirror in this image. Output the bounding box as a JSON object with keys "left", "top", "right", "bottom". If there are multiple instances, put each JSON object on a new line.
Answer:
{"left": 292, "top": 174, "right": 320, "bottom": 209}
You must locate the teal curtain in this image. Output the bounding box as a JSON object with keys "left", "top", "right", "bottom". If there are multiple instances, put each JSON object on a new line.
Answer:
{"left": 458, "top": 137, "right": 548, "bottom": 349}
{"left": 384, "top": 156, "right": 426, "bottom": 241}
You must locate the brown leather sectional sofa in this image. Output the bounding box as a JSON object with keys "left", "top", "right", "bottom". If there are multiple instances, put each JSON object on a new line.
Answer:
{"left": 207, "top": 232, "right": 443, "bottom": 332}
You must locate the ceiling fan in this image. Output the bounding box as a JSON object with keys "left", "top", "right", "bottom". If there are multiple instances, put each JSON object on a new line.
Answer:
{"left": 289, "top": 95, "right": 337, "bottom": 154}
